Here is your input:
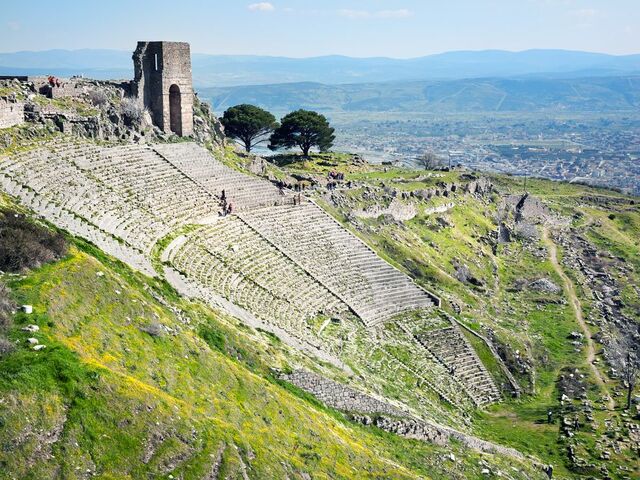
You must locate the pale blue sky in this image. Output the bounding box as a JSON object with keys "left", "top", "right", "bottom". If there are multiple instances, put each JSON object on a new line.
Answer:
{"left": 2, "top": 0, "right": 638, "bottom": 57}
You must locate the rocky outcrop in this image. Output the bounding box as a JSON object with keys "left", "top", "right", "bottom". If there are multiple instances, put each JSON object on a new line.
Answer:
{"left": 0, "top": 94, "right": 24, "bottom": 129}
{"left": 528, "top": 278, "right": 561, "bottom": 294}
{"left": 503, "top": 193, "right": 549, "bottom": 223}
{"left": 353, "top": 197, "right": 418, "bottom": 221}
{"left": 558, "top": 231, "right": 640, "bottom": 379}
{"left": 1, "top": 77, "right": 225, "bottom": 147}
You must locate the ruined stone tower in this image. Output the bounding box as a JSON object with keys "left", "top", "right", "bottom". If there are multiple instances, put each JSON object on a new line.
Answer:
{"left": 132, "top": 41, "right": 194, "bottom": 136}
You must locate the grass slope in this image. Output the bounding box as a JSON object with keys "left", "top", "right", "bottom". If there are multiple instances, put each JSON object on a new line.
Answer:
{"left": 0, "top": 204, "right": 544, "bottom": 479}
{"left": 271, "top": 153, "right": 639, "bottom": 479}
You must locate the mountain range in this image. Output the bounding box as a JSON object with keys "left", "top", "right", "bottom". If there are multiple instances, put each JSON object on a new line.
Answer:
{"left": 1, "top": 48, "right": 639, "bottom": 87}
{"left": 200, "top": 76, "right": 640, "bottom": 114}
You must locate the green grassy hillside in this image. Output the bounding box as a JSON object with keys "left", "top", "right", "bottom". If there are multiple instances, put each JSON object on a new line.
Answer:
{"left": 0, "top": 195, "right": 544, "bottom": 480}
{"left": 264, "top": 152, "right": 640, "bottom": 479}
{"left": 0, "top": 134, "right": 638, "bottom": 479}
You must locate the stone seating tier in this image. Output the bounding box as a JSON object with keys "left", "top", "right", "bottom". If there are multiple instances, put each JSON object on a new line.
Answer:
{"left": 0, "top": 138, "right": 501, "bottom": 407}
{"left": 416, "top": 327, "right": 501, "bottom": 405}
{"left": 152, "top": 143, "right": 292, "bottom": 212}
{"left": 167, "top": 217, "right": 349, "bottom": 342}
{"left": 240, "top": 203, "right": 435, "bottom": 327}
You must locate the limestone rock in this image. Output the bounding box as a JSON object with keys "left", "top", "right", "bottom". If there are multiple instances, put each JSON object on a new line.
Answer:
{"left": 528, "top": 278, "right": 561, "bottom": 294}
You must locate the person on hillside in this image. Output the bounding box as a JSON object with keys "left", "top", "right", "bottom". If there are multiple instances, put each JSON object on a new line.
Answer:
{"left": 544, "top": 464, "right": 553, "bottom": 479}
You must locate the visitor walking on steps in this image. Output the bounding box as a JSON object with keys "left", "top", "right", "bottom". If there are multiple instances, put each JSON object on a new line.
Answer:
{"left": 226, "top": 202, "right": 233, "bottom": 215}
{"left": 544, "top": 464, "right": 553, "bottom": 479}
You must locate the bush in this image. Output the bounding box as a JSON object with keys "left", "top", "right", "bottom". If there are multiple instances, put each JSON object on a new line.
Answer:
{"left": 121, "top": 97, "right": 145, "bottom": 126}
{"left": 0, "top": 337, "right": 14, "bottom": 357}
{"left": 87, "top": 89, "right": 109, "bottom": 107}
{"left": 0, "top": 211, "right": 67, "bottom": 272}
{"left": 199, "top": 325, "right": 225, "bottom": 352}
{"left": 0, "top": 282, "right": 14, "bottom": 331}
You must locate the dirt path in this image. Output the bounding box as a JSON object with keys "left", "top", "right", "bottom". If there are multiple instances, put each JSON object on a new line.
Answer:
{"left": 542, "top": 227, "right": 615, "bottom": 410}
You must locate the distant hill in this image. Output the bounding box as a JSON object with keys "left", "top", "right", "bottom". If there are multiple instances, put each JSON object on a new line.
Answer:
{"left": 0, "top": 48, "right": 639, "bottom": 87}
{"left": 200, "top": 75, "right": 640, "bottom": 114}
{"left": 0, "top": 49, "right": 133, "bottom": 80}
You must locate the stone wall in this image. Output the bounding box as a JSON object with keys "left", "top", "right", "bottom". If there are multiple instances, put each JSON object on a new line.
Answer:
{"left": 0, "top": 98, "right": 24, "bottom": 129}
{"left": 45, "top": 82, "right": 86, "bottom": 99}
{"left": 132, "top": 41, "right": 194, "bottom": 136}
{"left": 280, "top": 370, "right": 406, "bottom": 417}
{"left": 281, "top": 369, "right": 525, "bottom": 458}
{"left": 353, "top": 197, "right": 418, "bottom": 221}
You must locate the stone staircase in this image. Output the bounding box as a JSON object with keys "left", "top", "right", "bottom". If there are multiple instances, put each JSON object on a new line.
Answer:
{"left": 165, "top": 217, "right": 349, "bottom": 347}
{"left": 415, "top": 326, "right": 501, "bottom": 406}
{"left": 0, "top": 141, "right": 168, "bottom": 255}
{"left": 239, "top": 203, "right": 436, "bottom": 327}
{"left": 72, "top": 143, "right": 218, "bottom": 226}
{"left": 153, "top": 143, "right": 291, "bottom": 213}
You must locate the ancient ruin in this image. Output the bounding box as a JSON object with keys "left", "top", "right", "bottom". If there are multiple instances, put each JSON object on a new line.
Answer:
{"left": 0, "top": 42, "right": 504, "bottom": 425}
{"left": 132, "top": 41, "right": 194, "bottom": 136}
{"left": 0, "top": 97, "right": 24, "bottom": 129}
{"left": 0, "top": 136, "right": 503, "bottom": 410}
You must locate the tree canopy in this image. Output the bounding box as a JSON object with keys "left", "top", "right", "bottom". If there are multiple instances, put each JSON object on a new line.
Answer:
{"left": 269, "top": 110, "right": 335, "bottom": 157}
{"left": 221, "top": 104, "right": 278, "bottom": 153}
{"left": 417, "top": 151, "right": 442, "bottom": 170}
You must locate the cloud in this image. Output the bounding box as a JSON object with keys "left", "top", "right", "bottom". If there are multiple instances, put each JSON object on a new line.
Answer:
{"left": 338, "top": 9, "right": 412, "bottom": 19}
{"left": 338, "top": 9, "right": 369, "bottom": 19}
{"left": 376, "top": 9, "right": 412, "bottom": 19}
{"left": 569, "top": 8, "right": 598, "bottom": 28}
{"left": 7, "top": 21, "right": 20, "bottom": 31}
{"left": 570, "top": 8, "right": 598, "bottom": 19}
{"left": 248, "top": 2, "right": 275, "bottom": 12}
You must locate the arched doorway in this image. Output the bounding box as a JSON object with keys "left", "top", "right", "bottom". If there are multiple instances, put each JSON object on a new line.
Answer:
{"left": 169, "top": 84, "right": 182, "bottom": 135}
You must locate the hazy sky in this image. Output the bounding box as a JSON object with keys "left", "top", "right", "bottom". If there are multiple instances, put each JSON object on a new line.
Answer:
{"left": 2, "top": 0, "right": 638, "bottom": 57}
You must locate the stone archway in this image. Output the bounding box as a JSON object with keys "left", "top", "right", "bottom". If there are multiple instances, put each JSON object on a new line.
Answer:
{"left": 169, "top": 84, "right": 182, "bottom": 135}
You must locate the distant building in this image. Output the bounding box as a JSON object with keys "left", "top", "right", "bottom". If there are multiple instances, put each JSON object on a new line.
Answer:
{"left": 131, "top": 41, "right": 194, "bottom": 136}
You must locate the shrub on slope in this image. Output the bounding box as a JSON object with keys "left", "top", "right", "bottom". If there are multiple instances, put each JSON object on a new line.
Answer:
{"left": 0, "top": 210, "right": 67, "bottom": 272}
